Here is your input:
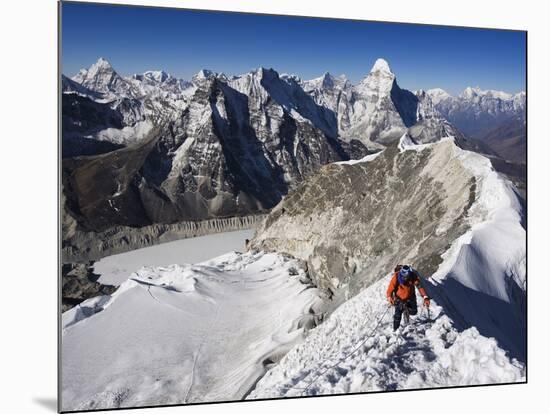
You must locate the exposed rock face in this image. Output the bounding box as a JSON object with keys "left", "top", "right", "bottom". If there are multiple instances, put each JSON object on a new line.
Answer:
{"left": 62, "top": 128, "right": 162, "bottom": 231}
{"left": 62, "top": 76, "right": 349, "bottom": 231}
{"left": 62, "top": 262, "right": 116, "bottom": 311}
{"left": 251, "top": 139, "right": 481, "bottom": 300}
{"left": 408, "top": 90, "right": 462, "bottom": 143}
{"left": 62, "top": 214, "right": 266, "bottom": 263}
{"left": 144, "top": 74, "right": 348, "bottom": 222}
{"left": 62, "top": 61, "right": 359, "bottom": 236}
{"left": 61, "top": 57, "right": 496, "bottom": 248}
{"left": 476, "top": 118, "right": 526, "bottom": 164}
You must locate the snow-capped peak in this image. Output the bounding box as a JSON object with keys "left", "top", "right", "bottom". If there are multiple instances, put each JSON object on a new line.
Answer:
{"left": 90, "top": 57, "right": 114, "bottom": 72}
{"left": 461, "top": 86, "right": 480, "bottom": 99}
{"left": 486, "top": 90, "right": 513, "bottom": 100}
{"left": 143, "top": 70, "right": 170, "bottom": 83}
{"left": 192, "top": 69, "right": 229, "bottom": 83}
{"left": 426, "top": 88, "right": 452, "bottom": 105}
{"left": 194, "top": 69, "right": 216, "bottom": 80}
{"left": 72, "top": 68, "right": 89, "bottom": 84}
{"left": 96, "top": 56, "right": 111, "bottom": 65}
{"left": 280, "top": 73, "right": 302, "bottom": 84}
{"left": 83, "top": 57, "right": 118, "bottom": 81}
{"left": 357, "top": 58, "right": 396, "bottom": 95}
{"left": 71, "top": 58, "right": 114, "bottom": 83}
{"left": 370, "top": 58, "right": 393, "bottom": 75}
{"left": 304, "top": 72, "right": 349, "bottom": 91}
{"left": 460, "top": 86, "right": 513, "bottom": 101}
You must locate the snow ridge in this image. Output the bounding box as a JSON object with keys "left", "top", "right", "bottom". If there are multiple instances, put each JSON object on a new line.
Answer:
{"left": 248, "top": 139, "right": 526, "bottom": 398}
{"left": 248, "top": 276, "right": 524, "bottom": 399}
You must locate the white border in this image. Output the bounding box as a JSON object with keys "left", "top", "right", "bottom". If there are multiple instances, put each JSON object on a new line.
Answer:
{"left": 1, "top": 1, "right": 547, "bottom": 413}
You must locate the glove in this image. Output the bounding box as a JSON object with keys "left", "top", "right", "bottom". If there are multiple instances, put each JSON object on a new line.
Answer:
{"left": 423, "top": 297, "right": 430, "bottom": 307}
{"left": 388, "top": 296, "right": 395, "bottom": 306}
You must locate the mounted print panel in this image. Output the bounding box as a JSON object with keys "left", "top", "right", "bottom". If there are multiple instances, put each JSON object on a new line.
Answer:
{"left": 59, "top": 1, "right": 527, "bottom": 412}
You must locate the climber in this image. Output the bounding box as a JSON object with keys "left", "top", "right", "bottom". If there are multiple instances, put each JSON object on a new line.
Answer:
{"left": 386, "top": 265, "right": 430, "bottom": 330}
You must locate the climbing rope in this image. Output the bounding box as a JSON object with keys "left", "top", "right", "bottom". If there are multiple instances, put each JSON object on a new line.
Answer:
{"left": 294, "top": 303, "right": 392, "bottom": 396}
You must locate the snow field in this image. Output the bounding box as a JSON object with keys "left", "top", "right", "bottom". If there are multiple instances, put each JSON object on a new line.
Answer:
{"left": 61, "top": 251, "right": 323, "bottom": 411}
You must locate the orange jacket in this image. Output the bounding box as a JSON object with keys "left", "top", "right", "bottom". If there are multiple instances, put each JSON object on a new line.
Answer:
{"left": 386, "top": 271, "right": 427, "bottom": 302}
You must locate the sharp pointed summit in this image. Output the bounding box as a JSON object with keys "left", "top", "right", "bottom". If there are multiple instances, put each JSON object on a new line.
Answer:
{"left": 195, "top": 69, "right": 215, "bottom": 79}
{"left": 370, "top": 58, "right": 393, "bottom": 74}
{"left": 94, "top": 57, "right": 114, "bottom": 68}
{"left": 71, "top": 57, "right": 134, "bottom": 97}
{"left": 358, "top": 58, "right": 396, "bottom": 92}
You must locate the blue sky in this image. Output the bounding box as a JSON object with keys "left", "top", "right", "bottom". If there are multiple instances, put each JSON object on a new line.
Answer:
{"left": 61, "top": 2, "right": 526, "bottom": 95}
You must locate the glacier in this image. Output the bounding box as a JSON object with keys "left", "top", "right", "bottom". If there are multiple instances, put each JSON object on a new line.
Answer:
{"left": 61, "top": 251, "right": 324, "bottom": 411}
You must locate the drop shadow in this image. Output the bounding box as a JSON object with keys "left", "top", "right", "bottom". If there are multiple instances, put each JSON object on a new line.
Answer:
{"left": 33, "top": 397, "right": 57, "bottom": 412}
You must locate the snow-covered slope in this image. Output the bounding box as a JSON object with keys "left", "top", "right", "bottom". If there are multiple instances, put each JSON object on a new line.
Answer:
{"left": 248, "top": 138, "right": 526, "bottom": 398}
{"left": 61, "top": 251, "right": 324, "bottom": 411}
{"left": 252, "top": 136, "right": 526, "bottom": 359}
{"left": 248, "top": 276, "right": 524, "bottom": 399}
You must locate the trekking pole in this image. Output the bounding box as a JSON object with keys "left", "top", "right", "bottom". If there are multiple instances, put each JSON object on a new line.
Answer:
{"left": 425, "top": 304, "right": 431, "bottom": 327}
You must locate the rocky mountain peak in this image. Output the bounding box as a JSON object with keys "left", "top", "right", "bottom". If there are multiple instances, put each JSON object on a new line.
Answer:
{"left": 254, "top": 67, "right": 279, "bottom": 81}
{"left": 85, "top": 57, "right": 117, "bottom": 79}
{"left": 94, "top": 56, "right": 113, "bottom": 68}
{"left": 461, "top": 86, "right": 481, "bottom": 99}
{"left": 303, "top": 72, "right": 349, "bottom": 93}
{"left": 319, "top": 72, "right": 335, "bottom": 88}
{"left": 192, "top": 69, "right": 229, "bottom": 84}
{"left": 72, "top": 68, "right": 89, "bottom": 84}
{"left": 358, "top": 58, "right": 396, "bottom": 96}
{"left": 143, "top": 70, "right": 170, "bottom": 83}
{"left": 71, "top": 57, "right": 130, "bottom": 96}
{"left": 193, "top": 69, "right": 217, "bottom": 82}
{"left": 72, "top": 57, "right": 115, "bottom": 83}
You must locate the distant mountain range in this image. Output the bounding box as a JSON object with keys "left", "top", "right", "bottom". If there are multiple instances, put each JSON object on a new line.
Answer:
{"left": 61, "top": 57, "right": 526, "bottom": 232}
{"left": 427, "top": 86, "right": 526, "bottom": 163}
